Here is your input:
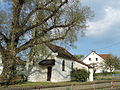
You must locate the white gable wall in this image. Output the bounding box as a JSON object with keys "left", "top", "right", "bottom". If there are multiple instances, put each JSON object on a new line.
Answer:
{"left": 83, "top": 52, "right": 103, "bottom": 64}
{"left": 73, "top": 61, "right": 88, "bottom": 70}
{"left": 73, "top": 61, "right": 93, "bottom": 81}
{"left": 51, "top": 57, "right": 72, "bottom": 82}
{"left": 27, "top": 57, "right": 72, "bottom": 82}
{"left": 83, "top": 51, "right": 104, "bottom": 73}
{"left": 27, "top": 65, "right": 47, "bottom": 82}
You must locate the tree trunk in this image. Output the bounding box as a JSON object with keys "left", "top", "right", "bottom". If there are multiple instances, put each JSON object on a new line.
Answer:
{"left": 0, "top": 50, "right": 17, "bottom": 84}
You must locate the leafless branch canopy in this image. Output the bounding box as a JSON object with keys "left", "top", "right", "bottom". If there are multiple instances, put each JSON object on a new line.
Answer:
{"left": 0, "top": 0, "right": 92, "bottom": 54}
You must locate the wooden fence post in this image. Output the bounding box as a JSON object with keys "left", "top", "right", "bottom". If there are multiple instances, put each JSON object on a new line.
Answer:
{"left": 93, "top": 81, "right": 96, "bottom": 90}
{"left": 111, "top": 81, "right": 115, "bottom": 89}
{"left": 34, "top": 86, "right": 41, "bottom": 90}
{"left": 71, "top": 84, "right": 74, "bottom": 90}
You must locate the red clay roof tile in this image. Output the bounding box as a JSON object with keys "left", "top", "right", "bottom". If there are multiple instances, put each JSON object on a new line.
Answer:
{"left": 98, "top": 54, "right": 110, "bottom": 59}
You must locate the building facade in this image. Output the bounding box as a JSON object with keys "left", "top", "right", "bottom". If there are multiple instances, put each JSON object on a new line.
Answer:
{"left": 27, "top": 43, "right": 93, "bottom": 82}
{"left": 82, "top": 51, "right": 110, "bottom": 73}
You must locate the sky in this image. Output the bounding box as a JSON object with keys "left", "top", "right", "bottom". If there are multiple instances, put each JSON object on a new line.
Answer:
{"left": 69, "top": 0, "right": 120, "bottom": 57}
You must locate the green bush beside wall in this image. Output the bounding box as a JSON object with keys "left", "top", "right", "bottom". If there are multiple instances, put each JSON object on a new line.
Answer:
{"left": 70, "top": 68, "right": 90, "bottom": 82}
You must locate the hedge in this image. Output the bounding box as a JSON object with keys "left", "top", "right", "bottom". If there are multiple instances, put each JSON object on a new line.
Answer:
{"left": 70, "top": 68, "right": 90, "bottom": 82}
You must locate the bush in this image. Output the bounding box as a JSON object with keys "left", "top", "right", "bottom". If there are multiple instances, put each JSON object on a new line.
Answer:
{"left": 70, "top": 68, "right": 90, "bottom": 82}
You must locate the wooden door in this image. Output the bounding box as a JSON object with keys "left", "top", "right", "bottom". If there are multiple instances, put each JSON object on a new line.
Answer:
{"left": 47, "top": 67, "right": 52, "bottom": 81}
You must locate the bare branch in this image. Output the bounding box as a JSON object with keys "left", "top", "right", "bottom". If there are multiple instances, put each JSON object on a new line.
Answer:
{"left": 16, "top": 23, "right": 73, "bottom": 53}
{"left": 0, "top": 44, "right": 3, "bottom": 51}
{"left": 21, "top": 0, "right": 54, "bottom": 26}
{"left": 16, "top": 0, "right": 68, "bottom": 39}
{"left": 12, "top": 0, "right": 25, "bottom": 28}
{"left": 25, "top": 0, "right": 68, "bottom": 30}
{"left": 0, "top": 32, "right": 8, "bottom": 42}
{"left": 16, "top": 29, "right": 69, "bottom": 53}
{"left": 44, "top": 23, "right": 74, "bottom": 32}
{"left": 0, "top": 43, "right": 5, "bottom": 54}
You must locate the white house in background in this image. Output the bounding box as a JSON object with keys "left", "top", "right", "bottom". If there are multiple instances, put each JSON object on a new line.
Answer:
{"left": 26, "top": 43, "right": 93, "bottom": 82}
{"left": 82, "top": 51, "right": 110, "bottom": 73}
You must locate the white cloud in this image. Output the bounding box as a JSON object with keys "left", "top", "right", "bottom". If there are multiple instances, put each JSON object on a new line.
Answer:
{"left": 86, "top": 7, "right": 120, "bottom": 37}
{"left": 0, "top": 0, "right": 3, "bottom": 2}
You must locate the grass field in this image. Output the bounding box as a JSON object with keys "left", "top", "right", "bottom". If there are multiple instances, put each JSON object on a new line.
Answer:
{"left": 7, "top": 81, "right": 95, "bottom": 88}
{"left": 0, "top": 80, "right": 119, "bottom": 90}
{"left": 0, "top": 81, "right": 85, "bottom": 89}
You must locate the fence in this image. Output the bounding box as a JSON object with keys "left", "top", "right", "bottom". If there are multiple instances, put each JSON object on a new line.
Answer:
{"left": 36, "top": 80, "right": 120, "bottom": 90}
{"left": 2, "top": 80, "right": 120, "bottom": 90}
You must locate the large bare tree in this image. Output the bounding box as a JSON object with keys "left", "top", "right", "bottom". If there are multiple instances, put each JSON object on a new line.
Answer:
{"left": 0, "top": 0, "right": 92, "bottom": 84}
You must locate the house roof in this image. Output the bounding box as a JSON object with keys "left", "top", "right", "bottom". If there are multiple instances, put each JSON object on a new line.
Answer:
{"left": 98, "top": 54, "right": 110, "bottom": 59}
{"left": 82, "top": 51, "right": 110, "bottom": 61}
{"left": 46, "top": 43, "right": 92, "bottom": 68}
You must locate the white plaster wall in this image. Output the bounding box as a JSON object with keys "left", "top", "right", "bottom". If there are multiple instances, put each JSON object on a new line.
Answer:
{"left": 0, "top": 54, "right": 3, "bottom": 74}
{"left": 83, "top": 52, "right": 103, "bottom": 64}
{"left": 28, "top": 65, "right": 47, "bottom": 82}
{"left": 73, "top": 61, "right": 88, "bottom": 70}
{"left": 83, "top": 52, "right": 104, "bottom": 73}
{"left": 27, "top": 49, "right": 56, "bottom": 82}
{"left": 27, "top": 57, "right": 73, "bottom": 82}
{"left": 0, "top": 55, "right": 2, "bottom": 63}
{"left": 51, "top": 57, "right": 72, "bottom": 82}
{"left": 0, "top": 66, "right": 3, "bottom": 74}
{"left": 73, "top": 61, "right": 93, "bottom": 81}
{"left": 89, "top": 68, "right": 93, "bottom": 81}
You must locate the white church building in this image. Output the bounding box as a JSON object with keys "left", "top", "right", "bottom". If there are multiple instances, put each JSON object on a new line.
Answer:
{"left": 26, "top": 43, "right": 93, "bottom": 82}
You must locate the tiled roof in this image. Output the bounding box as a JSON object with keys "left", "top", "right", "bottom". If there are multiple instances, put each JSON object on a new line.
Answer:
{"left": 98, "top": 54, "right": 110, "bottom": 59}
{"left": 46, "top": 43, "right": 92, "bottom": 68}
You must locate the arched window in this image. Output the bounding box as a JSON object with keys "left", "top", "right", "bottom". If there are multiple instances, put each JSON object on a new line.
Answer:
{"left": 62, "top": 60, "right": 65, "bottom": 71}
{"left": 71, "top": 62, "right": 73, "bottom": 70}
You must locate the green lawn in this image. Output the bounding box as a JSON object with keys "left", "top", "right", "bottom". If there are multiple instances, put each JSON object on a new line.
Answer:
{"left": 0, "top": 81, "right": 92, "bottom": 89}
{"left": 10, "top": 81, "right": 82, "bottom": 87}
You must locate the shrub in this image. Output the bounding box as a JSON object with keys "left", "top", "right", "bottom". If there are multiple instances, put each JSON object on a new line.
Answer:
{"left": 70, "top": 68, "right": 90, "bottom": 82}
